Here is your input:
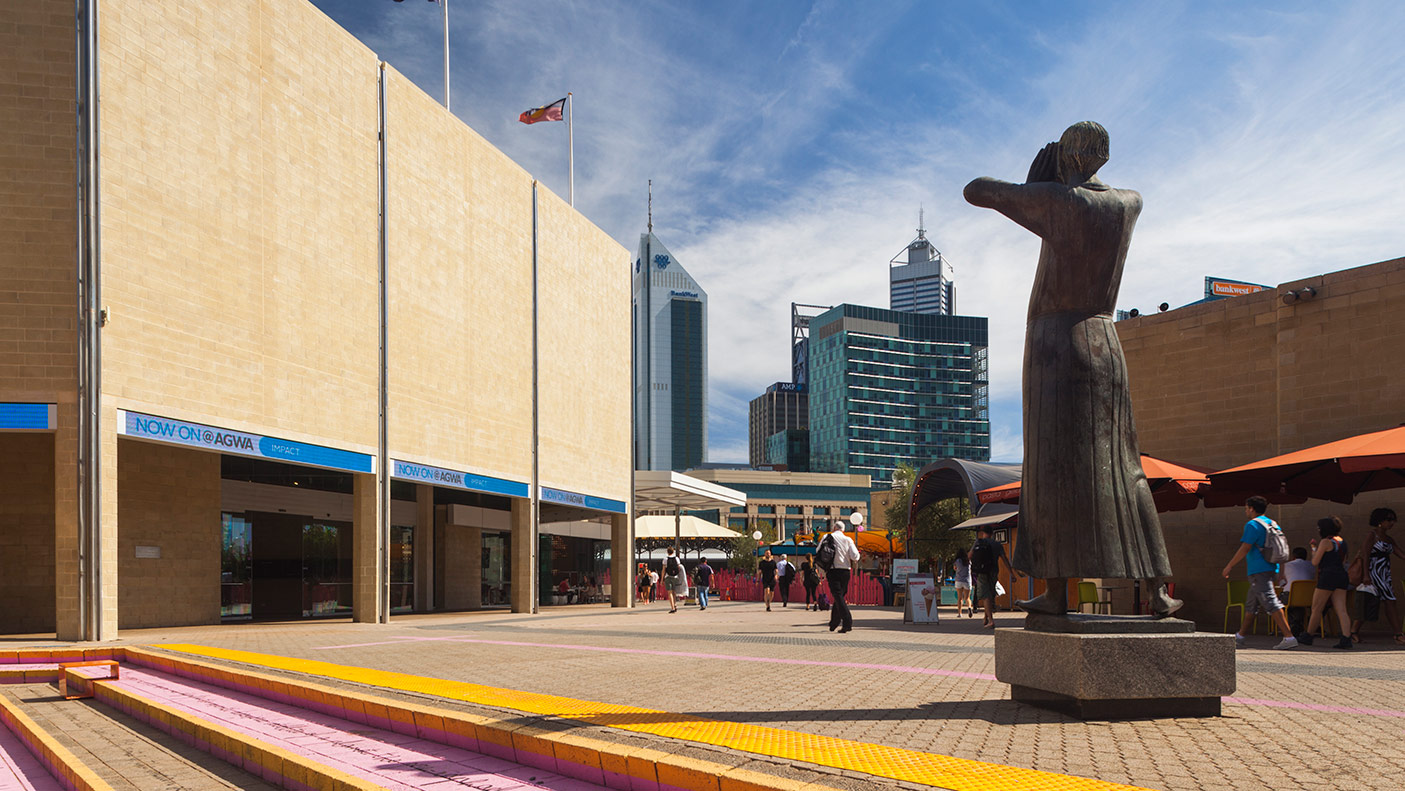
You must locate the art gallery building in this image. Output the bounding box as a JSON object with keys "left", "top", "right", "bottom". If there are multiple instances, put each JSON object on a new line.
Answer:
{"left": 0, "top": 0, "right": 633, "bottom": 640}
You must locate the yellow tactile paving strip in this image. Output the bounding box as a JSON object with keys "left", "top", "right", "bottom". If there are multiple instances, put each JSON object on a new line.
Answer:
{"left": 159, "top": 644, "right": 1149, "bottom": 791}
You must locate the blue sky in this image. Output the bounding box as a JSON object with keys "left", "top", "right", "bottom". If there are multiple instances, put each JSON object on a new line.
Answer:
{"left": 312, "top": 0, "right": 1405, "bottom": 468}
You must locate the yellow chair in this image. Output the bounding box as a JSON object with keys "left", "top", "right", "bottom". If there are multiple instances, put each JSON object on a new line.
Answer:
{"left": 1076, "top": 581, "right": 1111, "bottom": 614}
{"left": 1281, "top": 580, "right": 1325, "bottom": 638}
{"left": 1223, "top": 579, "right": 1253, "bottom": 633}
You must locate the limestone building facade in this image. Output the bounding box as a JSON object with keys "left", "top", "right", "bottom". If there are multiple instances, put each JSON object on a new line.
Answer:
{"left": 0, "top": 0, "right": 633, "bottom": 639}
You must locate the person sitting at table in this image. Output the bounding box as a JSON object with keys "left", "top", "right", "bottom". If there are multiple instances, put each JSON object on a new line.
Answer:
{"left": 557, "top": 577, "right": 576, "bottom": 605}
{"left": 1278, "top": 547, "right": 1315, "bottom": 635}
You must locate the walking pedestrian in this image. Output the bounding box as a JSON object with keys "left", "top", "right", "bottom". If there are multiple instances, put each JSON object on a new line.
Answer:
{"left": 694, "top": 558, "right": 714, "bottom": 610}
{"left": 662, "top": 547, "right": 685, "bottom": 614}
{"left": 776, "top": 555, "right": 795, "bottom": 607}
{"left": 818, "top": 522, "right": 861, "bottom": 633}
{"left": 1349, "top": 508, "right": 1404, "bottom": 644}
{"left": 970, "top": 526, "right": 1013, "bottom": 629}
{"left": 1299, "top": 516, "right": 1354, "bottom": 648}
{"left": 758, "top": 549, "right": 778, "bottom": 612}
{"left": 953, "top": 548, "right": 973, "bottom": 618}
{"left": 801, "top": 558, "right": 820, "bottom": 610}
{"left": 648, "top": 568, "right": 659, "bottom": 603}
{"left": 636, "top": 564, "right": 651, "bottom": 605}
{"left": 1221, "top": 496, "right": 1298, "bottom": 649}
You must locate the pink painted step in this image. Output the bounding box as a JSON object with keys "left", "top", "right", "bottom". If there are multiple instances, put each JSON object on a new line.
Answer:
{"left": 110, "top": 668, "right": 607, "bottom": 791}
{"left": 0, "top": 722, "right": 64, "bottom": 791}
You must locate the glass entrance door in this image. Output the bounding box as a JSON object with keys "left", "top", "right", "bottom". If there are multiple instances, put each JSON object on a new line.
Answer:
{"left": 302, "top": 522, "right": 351, "bottom": 618}
{"left": 221, "top": 513, "right": 252, "bottom": 621}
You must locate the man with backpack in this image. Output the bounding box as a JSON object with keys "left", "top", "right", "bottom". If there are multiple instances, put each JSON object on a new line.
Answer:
{"left": 662, "top": 547, "right": 686, "bottom": 614}
{"left": 1221, "top": 495, "right": 1298, "bottom": 649}
{"left": 970, "top": 526, "right": 1013, "bottom": 628}
{"left": 815, "top": 522, "right": 861, "bottom": 633}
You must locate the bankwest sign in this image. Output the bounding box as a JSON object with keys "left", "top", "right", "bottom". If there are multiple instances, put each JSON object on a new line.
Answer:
{"left": 1205, "top": 277, "right": 1268, "bottom": 299}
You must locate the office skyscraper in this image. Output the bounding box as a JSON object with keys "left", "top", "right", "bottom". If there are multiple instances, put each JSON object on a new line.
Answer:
{"left": 633, "top": 230, "right": 707, "bottom": 471}
{"left": 747, "top": 382, "right": 808, "bottom": 468}
{"left": 889, "top": 214, "right": 955, "bottom": 316}
{"left": 808, "top": 305, "right": 989, "bottom": 484}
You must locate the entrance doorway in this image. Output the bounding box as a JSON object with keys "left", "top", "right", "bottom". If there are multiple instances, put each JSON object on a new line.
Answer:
{"left": 220, "top": 511, "right": 354, "bottom": 621}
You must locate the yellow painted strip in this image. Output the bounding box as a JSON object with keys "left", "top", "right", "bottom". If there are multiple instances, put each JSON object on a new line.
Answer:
{"left": 158, "top": 644, "right": 1149, "bottom": 791}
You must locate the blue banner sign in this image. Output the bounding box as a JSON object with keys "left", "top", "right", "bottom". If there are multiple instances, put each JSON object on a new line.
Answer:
{"left": 119, "top": 411, "right": 374, "bottom": 473}
{"left": 540, "top": 486, "right": 628, "bottom": 514}
{"left": 391, "top": 460, "right": 529, "bottom": 498}
{"left": 0, "top": 403, "right": 56, "bottom": 430}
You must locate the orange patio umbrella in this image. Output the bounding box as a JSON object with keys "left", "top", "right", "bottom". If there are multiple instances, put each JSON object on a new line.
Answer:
{"left": 852, "top": 529, "right": 905, "bottom": 555}
{"left": 1207, "top": 424, "right": 1405, "bottom": 505}
{"left": 976, "top": 454, "right": 1213, "bottom": 512}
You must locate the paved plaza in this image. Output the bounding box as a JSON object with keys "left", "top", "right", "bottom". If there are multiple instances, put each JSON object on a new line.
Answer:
{"left": 8, "top": 601, "right": 1404, "bottom": 791}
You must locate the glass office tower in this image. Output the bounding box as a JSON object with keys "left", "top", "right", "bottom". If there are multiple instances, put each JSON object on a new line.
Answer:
{"left": 808, "top": 305, "right": 989, "bottom": 485}
{"left": 632, "top": 232, "right": 707, "bottom": 471}
{"left": 889, "top": 225, "right": 956, "bottom": 316}
{"left": 747, "top": 382, "right": 808, "bottom": 468}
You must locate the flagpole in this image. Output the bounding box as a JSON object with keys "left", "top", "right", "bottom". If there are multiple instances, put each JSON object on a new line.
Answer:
{"left": 567, "top": 92, "right": 574, "bottom": 206}
{"left": 442, "top": 0, "right": 450, "bottom": 111}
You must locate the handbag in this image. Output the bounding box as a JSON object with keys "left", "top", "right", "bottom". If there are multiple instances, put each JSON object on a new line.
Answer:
{"left": 1347, "top": 554, "right": 1365, "bottom": 587}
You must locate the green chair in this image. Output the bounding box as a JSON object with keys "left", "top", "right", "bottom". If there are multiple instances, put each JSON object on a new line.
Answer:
{"left": 1076, "top": 581, "right": 1110, "bottom": 614}
{"left": 1224, "top": 579, "right": 1263, "bottom": 633}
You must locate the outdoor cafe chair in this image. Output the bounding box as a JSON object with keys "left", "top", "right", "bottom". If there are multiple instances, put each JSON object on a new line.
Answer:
{"left": 1076, "top": 581, "right": 1111, "bottom": 614}
{"left": 1270, "top": 580, "right": 1324, "bottom": 638}
{"left": 1224, "top": 579, "right": 1268, "bottom": 634}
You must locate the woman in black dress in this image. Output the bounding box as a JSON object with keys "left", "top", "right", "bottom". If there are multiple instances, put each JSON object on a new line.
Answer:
{"left": 801, "top": 558, "right": 820, "bottom": 611}
{"left": 1301, "top": 516, "right": 1353, "bottom": 649}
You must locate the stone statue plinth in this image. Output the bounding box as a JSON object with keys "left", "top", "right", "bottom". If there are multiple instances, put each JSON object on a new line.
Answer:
{"left": 995, "top": 615, "right": 1235, "bottom": 719}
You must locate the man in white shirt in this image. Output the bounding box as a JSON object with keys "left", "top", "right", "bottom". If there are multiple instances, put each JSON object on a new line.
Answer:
{"left": 824, "top": 523, "right": 863, "bottom": 634}
{"left": 1278, "top": 546, "right": 1315, "bottom": 635}
{"left": 774, "top": 555, "right": 794, "bottom": 607}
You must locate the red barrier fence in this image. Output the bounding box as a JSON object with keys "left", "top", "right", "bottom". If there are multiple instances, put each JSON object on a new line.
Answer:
{"left": 700, "top": 570, "right": 885, "bottom": 606}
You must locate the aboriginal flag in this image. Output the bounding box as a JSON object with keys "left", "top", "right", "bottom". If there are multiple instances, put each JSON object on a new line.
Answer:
{"left": 519, "top": 97, "right": 566, "bottom": 124}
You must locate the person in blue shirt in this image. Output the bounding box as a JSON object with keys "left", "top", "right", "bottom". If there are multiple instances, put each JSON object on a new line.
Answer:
{"left": 1222, "top": 496, "right": 1297, "bottom": 649}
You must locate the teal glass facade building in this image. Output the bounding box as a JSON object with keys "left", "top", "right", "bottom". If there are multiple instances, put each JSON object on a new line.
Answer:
{"left": 808, "top": 305, "right": 989, "bottom": 484}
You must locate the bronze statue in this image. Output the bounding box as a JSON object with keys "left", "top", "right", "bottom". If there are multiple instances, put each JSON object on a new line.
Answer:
{"left": 964, "top": 121, "right": 1181, "bottom": 617}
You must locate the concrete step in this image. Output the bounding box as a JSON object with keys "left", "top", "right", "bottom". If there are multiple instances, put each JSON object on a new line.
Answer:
{"left": 94, "top": 666, "right": 608, "bottom": 791}
{"left": 2, "top": 685, "right": 278, "bottom": 791}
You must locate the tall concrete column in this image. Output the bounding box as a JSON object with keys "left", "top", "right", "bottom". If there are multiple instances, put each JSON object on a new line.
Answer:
{"left": 610, "top": 512, "right": 632, "bottom": 608}
{"left": 510, "top": 497, "right": 535, "bottom": 613}
{"left": 54, "top": 405, "right": 82, "bottom": 640}
{"left": 95, "top": 403, "right": 118, "bottom": 638}
{"left": 414, "top": 484, "right": 434, "bottom": 611}
{"left": 352, "top": 472, "right": 383, "bottom": 622}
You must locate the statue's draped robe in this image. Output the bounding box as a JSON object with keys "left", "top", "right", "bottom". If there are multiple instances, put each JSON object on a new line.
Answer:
{"left": 965, "top": 178, "right": 1172, "bottom": 580}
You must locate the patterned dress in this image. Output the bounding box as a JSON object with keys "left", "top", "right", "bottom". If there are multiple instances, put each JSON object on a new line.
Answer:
{"left": 1368, "top": 537, "right": 1395, "bottom": 602}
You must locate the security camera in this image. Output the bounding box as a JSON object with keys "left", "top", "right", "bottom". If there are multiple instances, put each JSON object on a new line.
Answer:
{"left": 1158, "top": 303, "right": 1169, "bottom": 313}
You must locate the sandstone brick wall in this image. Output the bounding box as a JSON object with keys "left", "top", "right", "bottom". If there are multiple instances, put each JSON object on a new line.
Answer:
{"left": 116, "top": 439, "right": 221, "bottom": 629}
{"left": 0, "top": 1, "right": 76, "bottom": 402}
{"left": 1118, "top": 257, "right": 1405, "bottom": 629}
{"left": 97, "top": 0, "right": 381, "bottom": 452}
{"left": 0, "top": 435, "right": 57, "bottom": 633}
{"left": 384, "top": 67, "right": 535, "bottom": 483}
{"left": 536, "top": 186, "right": 632, "bottom": 502}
